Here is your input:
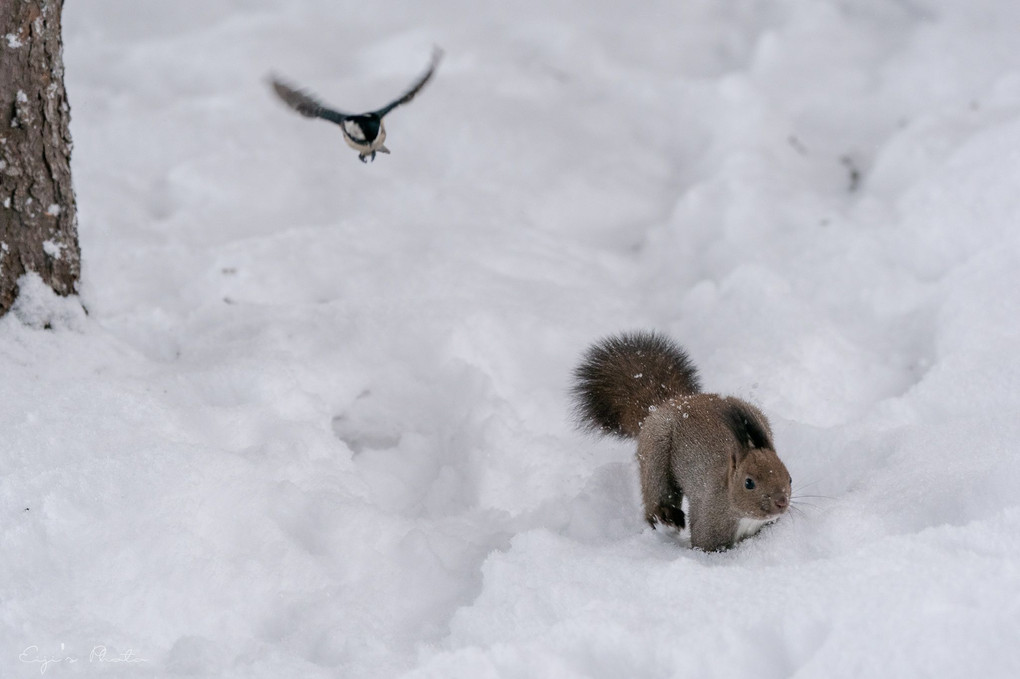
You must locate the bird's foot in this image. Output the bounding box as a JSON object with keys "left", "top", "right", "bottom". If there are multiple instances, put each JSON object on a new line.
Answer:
{"left": 359, "top": 154, "right": 369, "bottom": 163}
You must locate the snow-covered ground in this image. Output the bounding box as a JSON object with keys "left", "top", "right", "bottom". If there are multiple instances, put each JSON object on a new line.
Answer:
{"left": 3, "top": 0, "right": 1020, "bottom": 676}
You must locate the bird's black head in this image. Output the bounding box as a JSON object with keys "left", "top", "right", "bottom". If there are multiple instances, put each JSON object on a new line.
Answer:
{"left": 343, "top": 114, "right": 382, "bottom": 144}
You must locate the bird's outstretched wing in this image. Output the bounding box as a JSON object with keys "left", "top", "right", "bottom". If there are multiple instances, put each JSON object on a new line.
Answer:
{"left": 270, "top": 78, "right": 349, "bottom": 125}
{"left": 373, "top": 48, "right": 443, "bottom": 118}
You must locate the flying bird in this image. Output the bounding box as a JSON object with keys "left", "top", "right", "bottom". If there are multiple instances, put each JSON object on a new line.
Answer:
{"left": 270, "top": 49, "right": 443, "bottom": 163}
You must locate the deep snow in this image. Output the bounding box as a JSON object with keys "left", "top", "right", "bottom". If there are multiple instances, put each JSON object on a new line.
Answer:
{"left": 3, "top": 0, "right": 1020, "bottom": 677}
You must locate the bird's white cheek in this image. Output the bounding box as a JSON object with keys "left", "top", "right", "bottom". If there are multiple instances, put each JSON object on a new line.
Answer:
{"left": 343, "top": 121, "right": 366, "bottom": 142}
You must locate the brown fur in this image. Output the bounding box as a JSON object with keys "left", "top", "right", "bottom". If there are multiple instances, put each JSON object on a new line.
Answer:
{"left": 573, "top": 332, "right": 791, "bottom": 551}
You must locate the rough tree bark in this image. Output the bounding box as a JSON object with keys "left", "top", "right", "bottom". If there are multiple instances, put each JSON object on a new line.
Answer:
{"left": 0, "top": 0, "right": 80, "bottom": 317}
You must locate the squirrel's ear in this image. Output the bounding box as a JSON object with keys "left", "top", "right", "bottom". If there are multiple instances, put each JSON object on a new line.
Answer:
{"left": 723, "top": 402, "right": 773, "bottom": 451}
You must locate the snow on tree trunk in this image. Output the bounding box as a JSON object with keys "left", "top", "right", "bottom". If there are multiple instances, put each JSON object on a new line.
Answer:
{"left": 0, "top": 0, "right": 80, "bottom": 317}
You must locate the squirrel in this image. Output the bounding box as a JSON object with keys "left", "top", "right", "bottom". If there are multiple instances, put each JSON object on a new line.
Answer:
{"left": 572, "top": 331, "right": 791, "bottom": 551}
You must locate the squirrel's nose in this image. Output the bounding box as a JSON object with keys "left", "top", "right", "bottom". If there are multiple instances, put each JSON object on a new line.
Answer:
{"left": 774, "top": 495, "right": 789, "bottom": 510}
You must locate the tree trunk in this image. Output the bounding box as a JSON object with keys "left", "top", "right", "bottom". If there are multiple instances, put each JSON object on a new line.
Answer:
{"left": 0, "top": 0, "right": 80, "bottom": 317}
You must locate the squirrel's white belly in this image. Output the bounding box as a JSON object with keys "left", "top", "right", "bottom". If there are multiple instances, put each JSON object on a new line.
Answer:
{"left": 734, "top": 517, "right": 771, "bottom": 542}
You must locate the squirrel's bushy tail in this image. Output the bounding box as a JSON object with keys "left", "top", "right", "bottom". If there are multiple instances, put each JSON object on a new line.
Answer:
{"left": 572, "top": 331, "right": 702, "bottom": 439}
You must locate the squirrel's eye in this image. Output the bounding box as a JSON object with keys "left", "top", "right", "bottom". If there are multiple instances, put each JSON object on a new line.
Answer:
{"left": 744, "top": 477, "right": 756, "bottom": 490}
